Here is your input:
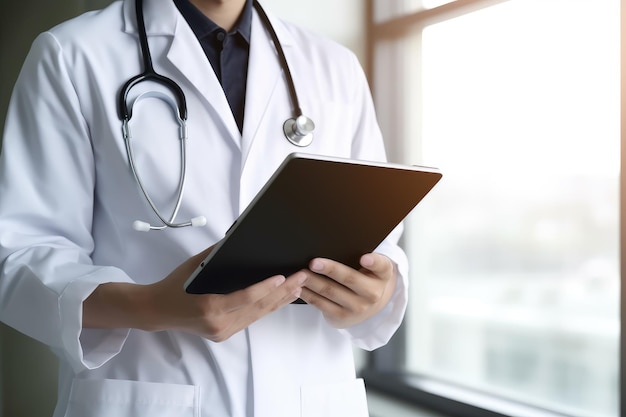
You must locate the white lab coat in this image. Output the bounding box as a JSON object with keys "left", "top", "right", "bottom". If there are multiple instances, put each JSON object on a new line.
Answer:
{"left": 0, "top": 1, "right": 409, "bottom": 416}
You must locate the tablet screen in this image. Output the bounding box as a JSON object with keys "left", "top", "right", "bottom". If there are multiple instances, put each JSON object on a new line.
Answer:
{"left": 184, "top": 153, "right": 441, "bottom": 295}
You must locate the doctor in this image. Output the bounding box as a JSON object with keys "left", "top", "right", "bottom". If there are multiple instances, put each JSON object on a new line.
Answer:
{"left": 0, "top": 0, "right": 409, "bottom": 416}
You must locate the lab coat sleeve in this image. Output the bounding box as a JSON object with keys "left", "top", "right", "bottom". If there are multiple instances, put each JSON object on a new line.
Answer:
{"left": 0, "top": 32, "right": 133, "bottom": 373}
{"left": 341, "top": 53, "right": 410, "bottom": 350}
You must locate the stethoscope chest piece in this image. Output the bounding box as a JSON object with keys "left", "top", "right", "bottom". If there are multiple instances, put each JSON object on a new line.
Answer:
{"left": 283, "top": 115, "right": 315, "bottom": 147}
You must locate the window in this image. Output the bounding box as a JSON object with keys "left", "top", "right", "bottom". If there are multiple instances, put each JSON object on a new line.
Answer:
{"left": 363, "top": 1, "right": 620, "bottom": 416}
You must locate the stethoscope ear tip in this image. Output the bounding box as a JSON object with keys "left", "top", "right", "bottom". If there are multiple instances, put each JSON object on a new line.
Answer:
{"left": 191, "top": 216, "right": 207, "bottom": 227}
{"left": 133, "top": 220, "right": 151, "bottom": 232}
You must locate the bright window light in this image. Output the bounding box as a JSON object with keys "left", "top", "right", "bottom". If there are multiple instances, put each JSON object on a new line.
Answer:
{"left": 401, "top": 1, "right": 620, "bottom": 416}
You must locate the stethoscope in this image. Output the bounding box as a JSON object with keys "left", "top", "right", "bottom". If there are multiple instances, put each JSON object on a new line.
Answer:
{"left": 118, "top": 0, "right": 315, "bottom": 232}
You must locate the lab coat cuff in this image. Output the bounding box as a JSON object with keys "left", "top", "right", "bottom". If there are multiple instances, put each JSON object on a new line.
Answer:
{"left": 59, "top": 268, "right": 133, "bottom": 374}
{"left": 342, "top": 245, "right": 409, "bottom": 351}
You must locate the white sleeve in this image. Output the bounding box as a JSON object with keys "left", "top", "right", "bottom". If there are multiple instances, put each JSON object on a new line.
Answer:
{"left": 341, "top": 53, "right": 410, "bottom": 350}
{"left": 0, "top": 32, "right": 132, "bottom": 373}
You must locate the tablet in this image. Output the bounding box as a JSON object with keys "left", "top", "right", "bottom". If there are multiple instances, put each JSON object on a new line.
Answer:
{"left": 184, "top": 153, "right": 442, "bottom": 295}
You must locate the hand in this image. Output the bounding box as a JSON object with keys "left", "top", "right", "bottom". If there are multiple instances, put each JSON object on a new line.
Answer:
{"left": 83, "top": 246, "right": 308, "bottom": 342}
{"left": 298, "top": 253, "right": 397, "bottom": 329}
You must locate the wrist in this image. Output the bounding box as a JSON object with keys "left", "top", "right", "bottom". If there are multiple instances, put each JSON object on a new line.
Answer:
{"left": 83, "top": 282, "right": 159, "bottom": 331}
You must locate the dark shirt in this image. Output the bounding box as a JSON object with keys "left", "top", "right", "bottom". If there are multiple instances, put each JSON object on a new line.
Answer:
{"left": 173, "top": 0, "right": 253, "bottom": 133}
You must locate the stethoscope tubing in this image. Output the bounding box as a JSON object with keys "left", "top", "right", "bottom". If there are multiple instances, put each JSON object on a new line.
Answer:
{"left": 117, "top": 0, "right": 188, "bottom": 123}
{"left": 252, "top": 1, "right": 302, "bottom": 118}
{"left": 123, "top": 93, "right": 191, "bottom": 231}
{"left": 119, "top": 0, "right": 314, "bottom": 231}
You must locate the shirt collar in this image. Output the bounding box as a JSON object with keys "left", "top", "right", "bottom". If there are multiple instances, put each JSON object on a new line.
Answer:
{"left": 173, "top": 0, "right": 253, "bottom": 43}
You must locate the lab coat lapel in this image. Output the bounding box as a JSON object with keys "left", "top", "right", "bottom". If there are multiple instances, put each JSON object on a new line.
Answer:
{"left": 240, "top": 9, "right": 294, "bottom": 166}
{"left": 168, "top": 20, "right": 241, "bottom": 146}
{"left": 124, "top": 0, "right": 242, "bottom": 148}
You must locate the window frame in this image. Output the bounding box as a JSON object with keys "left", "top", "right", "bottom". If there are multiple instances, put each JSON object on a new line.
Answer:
{"left": 361, "top": 1, "right": 625, "bottom": 416}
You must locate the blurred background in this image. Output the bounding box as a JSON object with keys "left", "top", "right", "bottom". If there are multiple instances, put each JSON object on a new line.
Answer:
{"left": 367, "top": 1, "right": 620, "bottom": 416}
{"left": 0, "top": 1, "right": 621, "bottom": 417}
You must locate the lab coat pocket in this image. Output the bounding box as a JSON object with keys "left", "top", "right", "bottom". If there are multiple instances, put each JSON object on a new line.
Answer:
{"left": 301, "top": 378, "right": 369, "bottom": 417}
{"left": 64, "top": 378, "right": 199, "bottom": 417}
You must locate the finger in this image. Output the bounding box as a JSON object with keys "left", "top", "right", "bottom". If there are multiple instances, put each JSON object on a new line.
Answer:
{"left": 298, "top": 286, "right": 346, "bottom": 323}
{"left": 221, "top": 274, "right": 288, "bottom": 312}
{"left": 309, "top": 258, "right": 375, "bottom": 298}
{"left": 253, "top": 274, "right": 306, "bottom": 312}
{"left": 359, "top": 253, "right": 394, "bottom": 277}
{"left": 204, "top": 273, "right": 306, "bottom": 341}
{"left": 252, "top": 271, "right": 307, "bottom": 310}
{"left": 230, "top": 272, "right": 307, "bottom": 327}
{"left": 302, "top": 271, "right": 358, "bottom": 306}
{"left": 239, "top": 271, "right": 308, "bottom": 310}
